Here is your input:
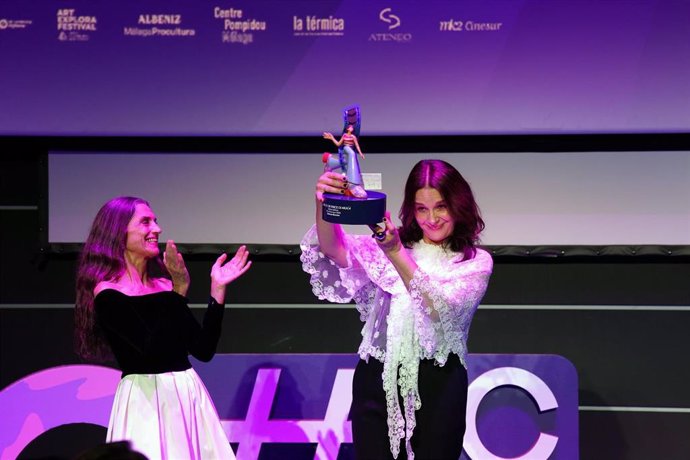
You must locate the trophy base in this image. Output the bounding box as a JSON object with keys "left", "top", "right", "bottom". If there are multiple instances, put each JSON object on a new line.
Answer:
{"left": 322, "top": 191, "right": 386, "bottom": 225}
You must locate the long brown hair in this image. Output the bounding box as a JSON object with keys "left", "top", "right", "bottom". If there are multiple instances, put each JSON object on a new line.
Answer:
{"left": 74, "top": 196, "right": 165, "bottom": 361}
{"left": 398, "top": 160, "right": 485, "bottom": 260}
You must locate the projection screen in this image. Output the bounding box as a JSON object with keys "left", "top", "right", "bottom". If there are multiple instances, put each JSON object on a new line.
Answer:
{"left": 48, "top": 151, "right": 690, "bottom": 247}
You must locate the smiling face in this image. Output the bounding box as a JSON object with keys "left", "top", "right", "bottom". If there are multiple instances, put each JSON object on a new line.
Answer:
{"left": 125, "top": 203, "right": 161, "bottom": 261}
{"left": 414, "top": 187, "right": 454, "bottom": 245}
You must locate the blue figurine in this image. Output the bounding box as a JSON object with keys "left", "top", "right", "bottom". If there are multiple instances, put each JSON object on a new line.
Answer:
{"left": 322, "top": 105, "right": 367, "bottom": 198}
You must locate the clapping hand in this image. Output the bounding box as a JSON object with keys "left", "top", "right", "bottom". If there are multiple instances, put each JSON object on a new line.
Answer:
{"left": 164, "top": 240, "right": 190, "bottom": 296}
{"left": 210, "top": 245, "right": 252, "bottom": 303}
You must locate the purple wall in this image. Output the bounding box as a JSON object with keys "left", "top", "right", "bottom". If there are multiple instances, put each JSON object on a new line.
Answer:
{"left": 1, "top": 0, "right": 688, "bottom": 135}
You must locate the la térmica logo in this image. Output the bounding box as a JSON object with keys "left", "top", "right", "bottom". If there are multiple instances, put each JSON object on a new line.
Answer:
{"left": 0, "top": 18, "right": 33, "bottom": 31}
{"left": 369, "top": 7, "right": 411, "bottom": 42}
{"left": 293, "top": 14, "right": 345, "bottom": 37}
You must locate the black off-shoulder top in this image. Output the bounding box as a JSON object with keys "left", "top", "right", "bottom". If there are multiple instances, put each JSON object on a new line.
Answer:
{"left": 94, "top": 289, "right": 224, "bottom": 377}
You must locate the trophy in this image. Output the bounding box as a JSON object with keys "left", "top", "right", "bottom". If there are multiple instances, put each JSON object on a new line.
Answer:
{"left": 321, "top": 105, "right": 386, "bottom": 240}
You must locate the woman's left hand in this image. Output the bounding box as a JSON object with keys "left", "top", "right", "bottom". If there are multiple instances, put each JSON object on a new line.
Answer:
{"left": 210, "top": 245, "right": 252, "bottom": 304}
{"left": 376, "top": 211, "right": 402, "bottom": 255}
{"left": 211, "top": 245, "right": 252, "bottom": 286}
{"left": 164, "top": 240, "right": 190, "bottom": 295}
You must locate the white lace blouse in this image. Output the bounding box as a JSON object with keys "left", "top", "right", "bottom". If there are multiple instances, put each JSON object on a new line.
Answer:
{"left": 300, "top": 224, "right": 493, "bottom": 459}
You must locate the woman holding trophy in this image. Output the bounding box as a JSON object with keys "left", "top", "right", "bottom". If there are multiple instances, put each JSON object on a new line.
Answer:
{"left": 302, "top": 158, "right": 493, "bottom": 460}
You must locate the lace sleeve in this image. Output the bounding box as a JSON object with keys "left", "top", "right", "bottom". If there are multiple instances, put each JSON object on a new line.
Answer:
{"left": 299, "top": 225, "right": 374, "bottom": 306}
{"left": 408, "top": 249, "right": 493, "bottom": 359}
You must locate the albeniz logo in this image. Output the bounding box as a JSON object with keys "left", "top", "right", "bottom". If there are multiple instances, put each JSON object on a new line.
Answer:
{"left": 125, "top": 13, "right": 195, "bottom": 37}
{"left": 369, "top": 7, "right": 411, "bottom": 42}
{"left": 138, "top": 14, "right": 182, "bottom": 25}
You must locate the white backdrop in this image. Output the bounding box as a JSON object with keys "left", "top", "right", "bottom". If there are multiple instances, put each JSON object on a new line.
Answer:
{"left": 49, "top": 151, "right": 690, "bottom": 246}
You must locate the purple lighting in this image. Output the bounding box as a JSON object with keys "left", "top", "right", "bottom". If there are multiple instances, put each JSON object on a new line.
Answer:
{"left": 0, "top": 365, "right": 120, "bottom": 460}
{"left": 0, "top": 0, "right": 688, "bottom": 135}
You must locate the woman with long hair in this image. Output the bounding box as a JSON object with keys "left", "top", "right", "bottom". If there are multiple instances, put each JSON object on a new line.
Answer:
{"left": 75, "top": 196, "right": 250, "bottom": 459}
{"left": 302, "top": 159, "right": 493, "bottom": 459}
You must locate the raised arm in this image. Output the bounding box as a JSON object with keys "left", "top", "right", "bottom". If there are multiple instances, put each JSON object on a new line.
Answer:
{"left": 185, "top": 245, "right": 252, "bottom": 361}
{"left": 323, "top": 132, "right": 344, "bottom": 147}
{"left": 315, "top": 170, "right": 349, "bottom": 267}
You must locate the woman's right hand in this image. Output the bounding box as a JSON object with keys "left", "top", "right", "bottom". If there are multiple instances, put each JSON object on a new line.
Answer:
{"left": 164, "top": 240, "right": 190, "bottom": 296}
{"left": 375, "top": 211, "right": 403, "bottom": 256}
{"left": 315, "top": 171, "right": 348, "bottom": 202}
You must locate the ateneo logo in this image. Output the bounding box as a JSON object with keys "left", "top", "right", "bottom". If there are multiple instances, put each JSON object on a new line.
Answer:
{"left": 370, "top": 7, "right": 411, "bottom": 43}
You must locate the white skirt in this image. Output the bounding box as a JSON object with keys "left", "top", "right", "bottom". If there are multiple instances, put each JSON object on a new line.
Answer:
{"left": 106, "top": 368, "right": 235, "bottom": 460}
